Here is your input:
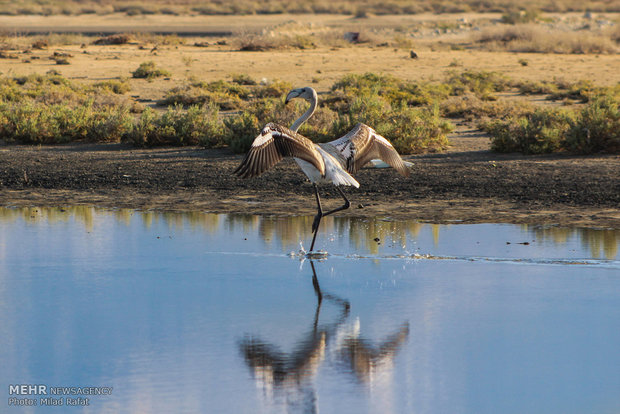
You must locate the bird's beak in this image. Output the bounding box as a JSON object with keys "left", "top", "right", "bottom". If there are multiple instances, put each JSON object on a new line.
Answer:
{"left": 285, "top": 90, "right": 300, "bottom": 105}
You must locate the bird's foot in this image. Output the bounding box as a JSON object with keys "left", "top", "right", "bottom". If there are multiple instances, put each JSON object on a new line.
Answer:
{"left": 306, "top": 250, "right": 329, "bottom": 260}
{"left": 311, "top": 213, "right": 322, "bottom": 233}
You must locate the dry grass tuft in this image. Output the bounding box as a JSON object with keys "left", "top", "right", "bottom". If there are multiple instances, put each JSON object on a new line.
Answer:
{"left": 93, "top": 34, "right": 132, "bottom": 46}
{"left": 472, "top": 24, "right": 619, "bottom": 54}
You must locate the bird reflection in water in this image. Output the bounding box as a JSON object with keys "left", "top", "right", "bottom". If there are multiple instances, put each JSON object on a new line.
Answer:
{"left": 239, "top": 261, "right": 409, "bottom": 413}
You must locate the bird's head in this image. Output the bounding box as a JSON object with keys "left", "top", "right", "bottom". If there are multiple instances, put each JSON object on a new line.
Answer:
{"left": 285, "top": 87, "right": 317, "bottom": 105}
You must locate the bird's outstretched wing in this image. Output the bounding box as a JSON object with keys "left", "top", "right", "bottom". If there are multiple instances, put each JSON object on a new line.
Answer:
{"left": 234, "top": 123, "right": 325, "bottom": 179}
{"left": 329, "top": 124, "right": 410, "bottom": 177}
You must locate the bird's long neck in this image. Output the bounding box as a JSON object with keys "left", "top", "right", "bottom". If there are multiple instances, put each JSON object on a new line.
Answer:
{"left": 290, "top": 92, "right": 317, "bottom": 133}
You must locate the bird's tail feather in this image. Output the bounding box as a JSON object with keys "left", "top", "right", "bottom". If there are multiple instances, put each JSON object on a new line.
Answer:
{"left": 331, "top": 169, "right": 360, "bottom": 188}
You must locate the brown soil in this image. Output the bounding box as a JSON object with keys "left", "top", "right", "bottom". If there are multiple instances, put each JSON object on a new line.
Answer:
{"left": 1, "top": 140, "right": 619, "bottom": 228}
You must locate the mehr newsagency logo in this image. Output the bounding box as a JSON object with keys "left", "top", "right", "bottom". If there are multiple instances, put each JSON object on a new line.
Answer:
{"left": 8, "top": 384, "right": 113, "bottom": 407}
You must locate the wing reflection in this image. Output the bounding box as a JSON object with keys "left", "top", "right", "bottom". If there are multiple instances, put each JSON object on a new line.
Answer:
{"left": 239, "top": 260, "right": 409, "bottom": 412}
{"left": 239, "top": 260, "right": 349, "bottom": 413}
{"left": 335, "top": 321, "right": 410, "bottom": 385}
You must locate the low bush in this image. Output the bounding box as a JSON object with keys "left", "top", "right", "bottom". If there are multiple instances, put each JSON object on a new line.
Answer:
{"left": 445, "top": 70, "right": 510, "bottom": 100}
{"left": 547, "top": 80, "right": 596, "bottom": 103}
{"left": 92, "top": 78, "right": 131, "bottom": 94}
{"left": 131, "top": 61, "right": 171, "bottom": 80}
{"left": 565, "top": 96, "right": 620, "bottom": 154}
{"left": 0, "top": 100, "right": 133, "bottom": 144}
{"left": 162, "top": 83, "right": 245, "bottom": 110}
{"left": 231, "top": 73, "right": 257, "bottom": 85}
{"left": 332, "top": 93, "right": 451, "bottom": 153}
{"left": 331, "top": 72, "right": 450, "bottom": 107}
{"left": 485, "top": 94, "right": 620, "bottom": 154}
{"left": 128, "top": 104, "right": 224, "bottom": 147}
{"left": 516, "top": 80, "right": 560, "bottom": 95}
{"left": 441, "top": 93, "right": 534, "bottom": 121}
{"left": 484, "top": 107, "right": 573, "bottom": 154}
{"left": 223, "top": 111, "right": 262, "bottom": 153}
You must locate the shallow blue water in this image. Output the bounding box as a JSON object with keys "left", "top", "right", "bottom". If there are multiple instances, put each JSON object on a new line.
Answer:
{"left": 1, "top": 207, "right": 619, "bottom": 414}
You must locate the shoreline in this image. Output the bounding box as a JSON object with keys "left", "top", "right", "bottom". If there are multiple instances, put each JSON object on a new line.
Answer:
{"left": 2, "top": 189, "right": 619, "bottom": 229}
{"left": 1, "top": 144, "right": 618, "bottom": 229}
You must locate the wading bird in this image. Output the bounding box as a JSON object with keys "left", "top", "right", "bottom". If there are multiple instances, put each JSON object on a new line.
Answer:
{"left": 234, "top": 87, "right": 410, "bottom": 252}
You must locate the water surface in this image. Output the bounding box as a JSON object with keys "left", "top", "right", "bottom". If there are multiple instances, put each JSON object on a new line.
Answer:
{"left": 1, "top": 207, "right": 619, "bottom": 414}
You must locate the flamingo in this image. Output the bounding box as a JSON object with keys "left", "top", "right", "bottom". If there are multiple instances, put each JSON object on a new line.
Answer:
{"left": 234, "top": 87, "right": 410, "bottom": 252}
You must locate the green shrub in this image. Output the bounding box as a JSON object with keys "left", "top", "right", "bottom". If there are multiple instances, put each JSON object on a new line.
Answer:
{"left": 0, "top": 100, "right": 133, "bottom": 144}
{"left": 127, "top": 104, "right": 223, "bottom": 147}
{"left": 331, "top": 72, "right": 400, "bottom": 95}
{"left": 162, "top": 85, "right": 244, "bottom": 110}
{"left": 565, "top": 96, "right": 620, "bottom": 154}
{"left": 92, "top": 78, "right": 131, "bottom": 94}
{"left": 132, "top": 61, "right": 171, "bottom": 80}
{"left": 516, "top": 80, "right": 559, "bottom": 95}
{"left": 0, "top": 72, "right": 138, "bottom": 144}
{"left": 485, "top": 108, "right": 573, "bottom": 154}
{"left": 441, "top": 93, "right": 535, "bottom": 121}
{"left": 381, "top": 105, "right": 452, "bottom": 153}
{"left": 126, "top": 107, "right": 157, "bottom": 147}
{"left": 446, "top": 70, "right": 510, "bottom": 100}
{"left": 331, "top": 91, "right": 391, "bottom": 136}
{"left": 332, "top": 93, "right": 452, "bottom": 153}
{"left": 88, "top": 105, "right": 134, "bottom": 142}
{"left": 253, "top": 79, "right": 293, "bottom": 99}
{"left": 162, "top": 79, "right": 250, "bottom": 109}
{"left": 298, "top": 106, "right": 340, "bottom": 143}
{"left": 223, "top": 111, "right": 261, "bottom": 153}
{"left": 331, "top": 72, "right": 450, "bottom": 108}
{"left": 547, "top": 80, "right": 596, "bottom": 103}
{"left": 231, "top": 73, "right": 257, "bottom": 85}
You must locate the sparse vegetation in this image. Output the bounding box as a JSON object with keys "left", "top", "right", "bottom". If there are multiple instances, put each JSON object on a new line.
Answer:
{"left": 485, "top": 95, "right": 620, "bottom": 154}
{"left": 1, "top": 70, "right": 618, "bottom": 155}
